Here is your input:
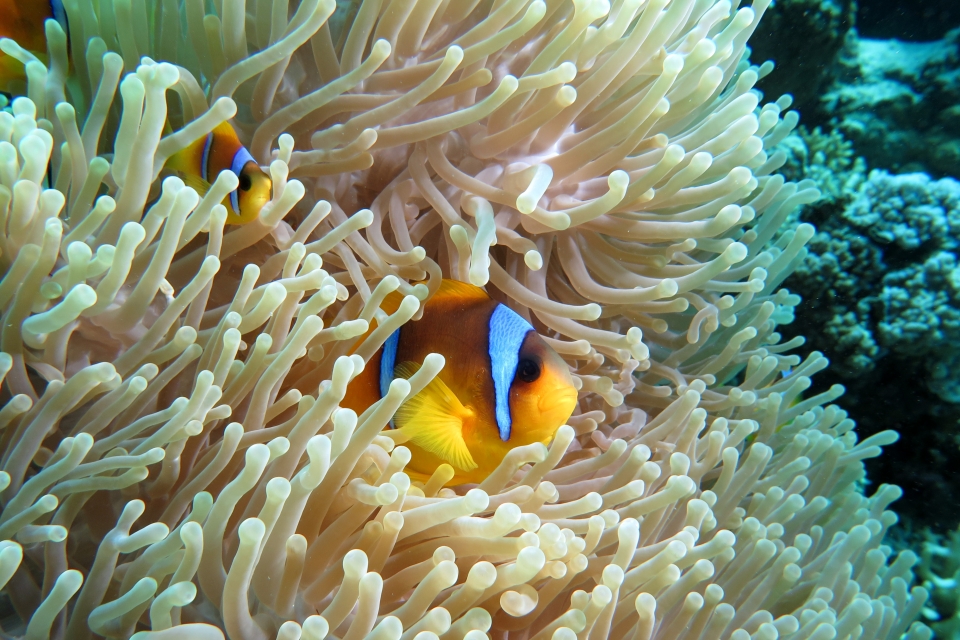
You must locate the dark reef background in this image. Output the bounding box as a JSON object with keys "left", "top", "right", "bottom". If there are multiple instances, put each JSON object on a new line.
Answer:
{"left": 748, "top": 0, "right": 960, "bottom": 632}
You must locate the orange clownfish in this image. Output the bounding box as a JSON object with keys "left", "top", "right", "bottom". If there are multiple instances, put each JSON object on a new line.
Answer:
{"left": 0, "top": 0, "right": 66, "bottom": 91}
{"left": 342, "top": 280, "right": 579, "bottom": 485}
{"left": 165, "top": 121, "right": 272, "bottom": 225}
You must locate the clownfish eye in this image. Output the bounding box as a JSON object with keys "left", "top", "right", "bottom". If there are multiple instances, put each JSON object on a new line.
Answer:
{"left": 239, "top": 173, "right": 252, "bottom": 191}
{"left": 517, "top": 358, "right": 541, "bottom": 383}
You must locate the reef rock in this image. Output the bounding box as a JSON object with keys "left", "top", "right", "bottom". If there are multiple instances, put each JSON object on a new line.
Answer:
{"left": 824, "top": 28, "right": 960, "bottom": 177}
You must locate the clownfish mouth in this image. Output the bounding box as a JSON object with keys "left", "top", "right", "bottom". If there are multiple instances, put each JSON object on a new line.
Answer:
{"left": 538, "top": 386, "right": 579, "bottom": 419}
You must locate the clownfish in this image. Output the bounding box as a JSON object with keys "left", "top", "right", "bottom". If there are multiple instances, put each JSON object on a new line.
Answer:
{"left": 0, "top": 0, "right": 66, "bottom": 91}
{"left": 164, "top": 121, "right": 272, "bottom": 225}
{"left": 342, "top": 280, "right": 579, "bottom": 485}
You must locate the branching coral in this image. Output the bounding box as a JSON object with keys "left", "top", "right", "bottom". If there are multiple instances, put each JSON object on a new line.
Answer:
{"left": 779, "top": 126, "right": 866, "bottom": 208}
{"left": 784, "top": 167, "right": 960, "bottom": 400}
{"left": 0, "top": 0, "right": 932, "bottom": 639}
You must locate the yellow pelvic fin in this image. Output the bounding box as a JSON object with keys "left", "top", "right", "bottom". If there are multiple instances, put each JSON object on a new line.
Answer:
{"left": 393, "top": 361, "right": 478, "bottom": 472}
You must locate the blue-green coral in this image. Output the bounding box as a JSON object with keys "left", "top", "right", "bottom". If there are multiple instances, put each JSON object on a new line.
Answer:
{"left": 845, "top": 172, "right": 960, "bottom": 251}
{"left": 784, "top": 141, "right": 960, "bottom": 401}
{"left": 780, "top": 126, "right": 866, "bottom": 206}
{"left": 877, "top": 245, "right": 960, "bottom": 401}
{"left": 823, "top": 27, "right": 960, "bottom": 177}
{"left": 846, "top": 172, "right": 960, "bottom": 401}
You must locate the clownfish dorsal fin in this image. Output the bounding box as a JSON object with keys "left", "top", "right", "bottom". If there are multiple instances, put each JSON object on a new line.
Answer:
{"left": 393, "top": 361, "right": 478, "bottom": 472}
{"left": 214, "top": 120, "right": 241, "bottom": 141}
{"left": 379, "top": 278, "right": 490, "bottom": 316}
{"left": 377, "top": 291, "right": 407, "bottom": 317}
{"left": 429, "top": 279, "right": 490, "bottom": 303}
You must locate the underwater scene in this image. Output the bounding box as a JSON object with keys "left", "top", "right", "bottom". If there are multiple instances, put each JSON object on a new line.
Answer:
{"left": 0, "top": 0, "right": 957, "bottom": 638}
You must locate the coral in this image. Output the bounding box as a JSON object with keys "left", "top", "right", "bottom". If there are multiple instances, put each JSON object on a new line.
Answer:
{"left": 787, "top": 167, "right": 960, "bottom": 400}
{"left": 876, "top": 249, "right": 960, "bottom": 402}
{"left": 783, "top": 224, "right": 882, "bottom": 377}
{"left": 0, "top": 0, "right": 931, "bottom": 639}
{"left": 845, "top": 174, "right": 960, "bottom": 251}
{"left": 823, "top": 27, "right": 960, "bottom": 177}
{"left": 779, "top": 126, "right": 867, "bottom": 207}
{"left": 775, "top": 129, "right": 875, "bottom": 376}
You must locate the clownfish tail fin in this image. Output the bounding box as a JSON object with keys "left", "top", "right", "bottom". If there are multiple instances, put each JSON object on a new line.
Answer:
{"left": 393, "top": 361, "right": 478, "bottom": 472}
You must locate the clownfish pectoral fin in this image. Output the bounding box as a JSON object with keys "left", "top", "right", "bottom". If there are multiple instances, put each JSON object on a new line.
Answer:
{"left": 180, "top": 173, "right": 212, "bottom": 198}
{"left": 393, "top": 361, "right": 478, "bottom": 472}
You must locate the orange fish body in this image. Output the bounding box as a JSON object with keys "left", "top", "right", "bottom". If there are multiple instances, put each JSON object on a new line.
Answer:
{"left": 343, "top": 280, "right": 579, "bottom": 485}
{"left": 165, "top": 121, "right": 272, "bottom": 225}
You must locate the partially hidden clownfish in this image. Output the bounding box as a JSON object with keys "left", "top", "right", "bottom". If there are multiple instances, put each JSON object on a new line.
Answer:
{"left": 0, "top": 0, "right": 66, "bottom": 92}
{"left": 164, "top": 121, "right": 272, "bottom": 225}
{"left": 341, "top": 279, "right": 579, "bottom": 485}
{"left": 0, "top": 1, "right": 271, "bottom": 226}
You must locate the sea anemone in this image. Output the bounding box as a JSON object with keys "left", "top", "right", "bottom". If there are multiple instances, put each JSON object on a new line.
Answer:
{"left": 0, "top": 0, "right": 932, "bottom": 639}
